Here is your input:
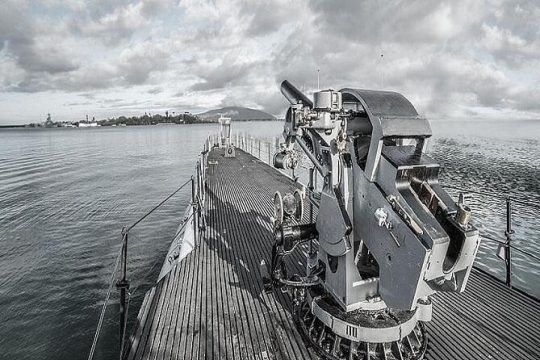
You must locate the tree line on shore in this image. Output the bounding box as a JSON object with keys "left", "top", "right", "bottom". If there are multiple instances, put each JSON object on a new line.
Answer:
{"left": 24, "top": 111, "right": 208, "bottom": 128}
{"left": 99, "top": 112, "right": 203, "bottom": 126}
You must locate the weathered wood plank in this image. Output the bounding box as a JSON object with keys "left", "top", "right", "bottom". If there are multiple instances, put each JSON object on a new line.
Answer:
{"left": 139, "top": 265, "right": 175, "bottom": 360}
{"left": 171, "top": 234, "right": 195, "bottom": 360}
{"left": 133, "top": 275, "right": 169, "bottom": 360}
{"left": 126, "top": 286, "right": 156, "bottom": 360}
{"left": 155, "top": 260, "right": 182, "bottom": 360}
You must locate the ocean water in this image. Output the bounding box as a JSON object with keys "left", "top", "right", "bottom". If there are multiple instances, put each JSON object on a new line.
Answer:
{"left": 427, "top": 120, "right": 540, "bottom": 292}
{"left": 0, "top": 120, "right": 538, "bottom": 360}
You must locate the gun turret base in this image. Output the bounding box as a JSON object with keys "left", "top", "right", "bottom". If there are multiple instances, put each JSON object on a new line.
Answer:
{"left": 293, "top": 291, "right": 428, "bottom": 360}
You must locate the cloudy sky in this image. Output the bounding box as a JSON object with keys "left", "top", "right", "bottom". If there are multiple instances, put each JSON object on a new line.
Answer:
{"left": 0, "top": 0, "right": 539, "bottom": 124}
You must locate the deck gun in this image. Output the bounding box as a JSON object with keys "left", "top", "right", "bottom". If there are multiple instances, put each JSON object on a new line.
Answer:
{"left": 262, "top": 80, "right": 481, "bottom": 360}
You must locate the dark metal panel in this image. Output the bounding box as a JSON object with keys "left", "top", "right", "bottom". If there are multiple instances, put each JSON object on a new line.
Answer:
{"left": 341, "top": 88, "right": 432, "bottom": 138}
{"left": 342, "top": 89, "right": 419, "bottom": 117}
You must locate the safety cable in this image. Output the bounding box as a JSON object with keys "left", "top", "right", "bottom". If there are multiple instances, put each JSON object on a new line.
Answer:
{"left": 441, "top": 184, "right": 539, "bottom": 209}
{"left": 118, "top": 185, "right": 198, "bottom": 356}
{"left": 127, "top": 178, "right": 193, "bottom": 232}
{"left": 480, "top": 234, "right": 506, "bottom": 245}
{"left": 470, "top": 234, "right": 540, "bottom": 262}
{"left": 87, "top": 247, "right": 122, "bottom": 360}
{"left": 88, "top": 178, "right": 194, "bottom": 360}
{"left": 510, "top": 245, "right": 540, "bottom": 262}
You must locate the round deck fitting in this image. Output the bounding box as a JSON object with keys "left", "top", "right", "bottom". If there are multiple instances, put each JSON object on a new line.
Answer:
{"left": 294, "top": 293, "right": 428, "bottom": 360}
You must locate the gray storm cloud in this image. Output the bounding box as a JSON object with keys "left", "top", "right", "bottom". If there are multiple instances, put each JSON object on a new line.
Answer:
{"left": 0, "top": 0, "right": 538, "bottom": 123}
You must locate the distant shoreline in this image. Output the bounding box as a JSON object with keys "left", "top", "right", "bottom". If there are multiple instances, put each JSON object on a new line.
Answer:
{"left": 0, "top": 118, "right": 282, "bottom": 129}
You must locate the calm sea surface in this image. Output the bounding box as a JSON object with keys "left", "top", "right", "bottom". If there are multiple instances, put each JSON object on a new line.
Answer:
{"left": 0, "top": 121, "right": 538, "bottom": 360}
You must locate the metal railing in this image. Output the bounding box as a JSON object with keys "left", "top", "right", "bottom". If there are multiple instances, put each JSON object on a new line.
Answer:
{"left": 88, "top": 145, "right": 208, "bottom": 360}
{"left": 438, "top": 186, "right": 539, "bottom": 288}
{"left": 235, "top": 132, "right": 540, "bottom": 293}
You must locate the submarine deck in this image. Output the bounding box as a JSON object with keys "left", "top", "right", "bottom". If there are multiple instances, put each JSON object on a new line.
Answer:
{"left": 124, "top": 147, "right": 540, "bottom": 360}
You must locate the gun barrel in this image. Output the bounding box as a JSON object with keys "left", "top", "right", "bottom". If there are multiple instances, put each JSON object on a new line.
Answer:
{"left": 280, "top": 80, "right": 313, "bottom": 108}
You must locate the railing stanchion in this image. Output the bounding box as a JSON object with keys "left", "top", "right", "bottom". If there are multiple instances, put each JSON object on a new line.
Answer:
{"left": 89, "top": 177, "right": 193, "bottom": 360}
{"left": 116, "top": 226, "right": 129, "bottom": 345}
{"left": 268, "top": 142, "right": 271, "bottom": 164}
{"left": 505, "top": 197, "right": 513, "bottom": 287}
{"left": 192, "top": 176, "right": 198, "bottom": 246}
{"left": 308, "top": 167, "right": 315, "bottom": 254}
{"left": 197, "top": 160, "right": 201, "bottom": 204}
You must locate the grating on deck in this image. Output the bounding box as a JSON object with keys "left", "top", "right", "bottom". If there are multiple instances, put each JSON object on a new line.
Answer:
{"left": 124, "top": 148, "right": 540, "bottom": 360}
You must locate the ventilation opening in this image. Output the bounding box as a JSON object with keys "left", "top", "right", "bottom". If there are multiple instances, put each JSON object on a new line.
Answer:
{"left": 346, "top": 325, "right": 358, "bottom": 338}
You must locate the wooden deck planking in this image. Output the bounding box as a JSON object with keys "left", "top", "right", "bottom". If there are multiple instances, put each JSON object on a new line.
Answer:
{"left": 218, "top": 151, "right": 311, "bottom": 359}
{"left": 426, "top": 270, "right": 540, "bottom": 360}
{"left": 124, "top": 147, "right": 540, "bottom": 360}
{"left": 125, "top": 286, "right": 156, "bottom": 359}
{"left": 213, "top": 205, "right": 239, "bottom": 359}
{"left": 217, "top": 168, "right": 284, "bottom": 359}
{"left": 174, "top": 232, "right": 196, "bottom": 359}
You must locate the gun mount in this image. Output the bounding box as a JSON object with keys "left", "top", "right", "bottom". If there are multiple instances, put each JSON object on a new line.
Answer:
{"left": 262, "top": 80, "right": 481, "bottom": 360}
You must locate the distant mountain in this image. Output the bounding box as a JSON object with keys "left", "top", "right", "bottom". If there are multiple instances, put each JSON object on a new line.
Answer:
{"left": 197, "top": 106, "right": 276, "bottom": 122}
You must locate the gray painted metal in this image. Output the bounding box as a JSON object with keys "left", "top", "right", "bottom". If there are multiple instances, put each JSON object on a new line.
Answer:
{"left": 340, "top": 88, "right": 431, "bottom": 182}
{"left": 275, "top": 82, "right": 479, "bottom": 317}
